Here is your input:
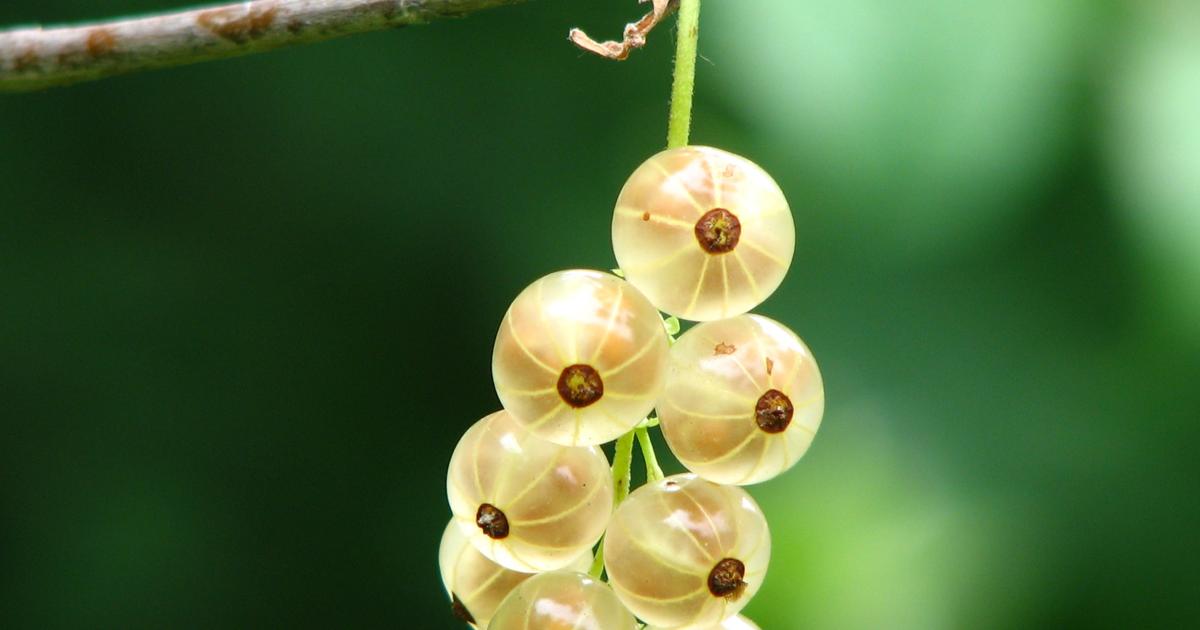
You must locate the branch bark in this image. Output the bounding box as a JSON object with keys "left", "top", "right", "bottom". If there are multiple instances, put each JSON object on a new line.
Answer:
{"left": 0, "top": 0, "right": 532, "bottom": 92}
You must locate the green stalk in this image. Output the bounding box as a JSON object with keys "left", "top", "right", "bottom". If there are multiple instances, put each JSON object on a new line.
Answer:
{"left": 666, "top": 0, "right": 702, "bottom": 149}
{"left": 590, "top": 429, "right": 636, "bottom": 578}
{"left": 593, "top": 1, "right": 702, "bottom": 579}
{"left": 636, "top": 426, "right": 665, "bottom": 482}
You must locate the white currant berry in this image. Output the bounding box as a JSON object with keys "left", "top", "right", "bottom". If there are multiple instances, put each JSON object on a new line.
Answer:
{"left": 612, "top": 146, "right": 795, "bottom": 321}
{"left": 492, "top": 269, "right": 670, "bottom": 446}
{"left": 437, "top": 520, "right": 589, "bottom": 628}
{"left": 446, "top": 411, "right": 613, "bottom": 572}
{"left": 658, "top": 314, "right": 824, "bottom": 485}
{"left": 488, "top": 571, "right": 638, "bottom": 630}
{"left": 647, "top": 614, "right": 762, "bottom": 630}
{"left": 603, "top": 474, "right": 771, "bottom": 628}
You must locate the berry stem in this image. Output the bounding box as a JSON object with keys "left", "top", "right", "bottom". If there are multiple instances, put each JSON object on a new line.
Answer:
{"left": 587, "top": 537, "right": 606, "bottom": 579}
{"left": 611, "top": 429, "right": 636, "bottom": 505}
{"left": 636, "top": 426, "right": 665, "bottom": 482}
{"left": 590, "top": 429, "right": 637, "bottom": 578}
{"left": 593, "top": 12, "right": 702, "bottom": 573}
{"left": 666, "top": 0, "right": 702, "bottom": 149}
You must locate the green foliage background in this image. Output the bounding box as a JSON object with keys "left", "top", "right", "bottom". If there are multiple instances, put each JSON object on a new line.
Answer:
{"left": 2, "top": 1, "right": 1198, "bottom": 627}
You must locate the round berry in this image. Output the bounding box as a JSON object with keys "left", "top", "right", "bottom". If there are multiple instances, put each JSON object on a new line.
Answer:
{"left": 603, "top": 474, "right": 771, "bottom": 628}
{"left": 446, "top": 411, "right": 614, "bottom": 572}
{"left": 437, "top": 520, "right": 590, "bottom": 629}
{"left": 647, "top": 614, "right": 762, "bottom": 630}
{"left": 493, "top": 269, "right": 670, "bottom": 446}
{"left": 488, "top": 571, "right": 637, "bottom": 630}
{"left": 658, "top": 314, "right": 824, "bottom": 485}
{"left": 612, "top": 146, "right": 795, "bottom": 321}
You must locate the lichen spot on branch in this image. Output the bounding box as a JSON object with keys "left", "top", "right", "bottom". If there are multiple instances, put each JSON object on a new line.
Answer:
{"left": 197, "top": 4, "right": 280, "bottom": 44}
{"left": 85, "top": 29, "right": 117, "bottom": 58}
{"left": 13, "top": 46, "right": 39, "bottom": 72}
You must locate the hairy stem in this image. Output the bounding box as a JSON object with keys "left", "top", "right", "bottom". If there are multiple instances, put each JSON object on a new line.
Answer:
{"left": 665, "top": 0, "right": 701, "bottom": 149}
{"left": 0, "top": 0, "right": 533, "bottom": 92}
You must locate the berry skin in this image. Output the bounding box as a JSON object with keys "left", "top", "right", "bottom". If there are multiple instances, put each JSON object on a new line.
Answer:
{"left": 646, "top": 614, "right": 762, "bottom": 630}
{"left": 492, "top": 269, "right": 669, "bottom": 446}
{"left": 603, "top": 474, "right": 771, "bottom": 628}
{"left": 658, "top": 314, "right": 824, "bottom": 485}
{"left": 612, "top": 146, "right": 795, "bottom": 321}
{"left": 488, "top": 571, "right": 638, "bottom": 630}
{"left": 437, "top": 520, "right": 590, "bottom": 629}
{"left": 446, "top": 411, "right": 614, "bottom": 572}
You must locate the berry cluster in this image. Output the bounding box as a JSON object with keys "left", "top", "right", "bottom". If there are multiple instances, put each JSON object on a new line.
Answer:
{"left": 440, "top": 146, "right": 824, "bottom": 629}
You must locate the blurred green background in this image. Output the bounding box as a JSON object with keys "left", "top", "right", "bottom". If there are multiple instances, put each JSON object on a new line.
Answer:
{"left": 2, "top": 0, "right": 1198, "bottom": 627}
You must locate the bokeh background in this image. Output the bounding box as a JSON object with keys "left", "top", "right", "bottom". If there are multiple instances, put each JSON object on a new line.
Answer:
{"left": 2, "top": 0, "right": 1198, "bottom": 627}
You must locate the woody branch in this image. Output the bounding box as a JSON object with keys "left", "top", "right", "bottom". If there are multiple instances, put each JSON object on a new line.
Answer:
{"left": 0, "top": 0, "right": 532, "bottom": 92}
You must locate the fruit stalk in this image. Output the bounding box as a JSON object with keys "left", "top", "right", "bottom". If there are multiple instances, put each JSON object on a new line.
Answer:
{"left": 588, "top": 429, "right": 636, "bottom": 578}
{"left": 666, "top": 0, "right": 701, "bottom": 149}
{"left": 635, "top": 426, "right": 665, "bottom": 482}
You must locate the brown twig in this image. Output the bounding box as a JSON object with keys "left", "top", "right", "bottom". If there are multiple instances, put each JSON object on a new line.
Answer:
{"left": 568, "top": 0, "right": 678, "bottom": 61}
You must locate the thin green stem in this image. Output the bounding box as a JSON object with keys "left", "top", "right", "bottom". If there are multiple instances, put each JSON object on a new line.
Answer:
{"left": 588, "top": 536, "right": 606, "bottom": 579}
{"left": 592, "top": 11, "right": 701, "bottom": 577}
{"left": 611, "top": 429, "right": 636, "bottom": 504}
{"left": 590, "top": 429, "right": 636, "bottom": 578}
{"left": 666, "top": 0, "right": 702, "bottom": 149}
{"left": 636, "top": 426, "right": 665, "bottom": 482}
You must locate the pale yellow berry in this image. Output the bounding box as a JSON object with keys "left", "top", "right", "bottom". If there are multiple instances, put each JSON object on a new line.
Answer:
{"left": 446, "top": 411, "right": 613, "bottom": 572}
{"left": 647, "top": 614, "right": 762, "bottom": 630}
{"left": 492, "top": 269, "right": 669, "bottom": 446}
{"left": 603, "top": 475, "right": 771, "bottom": 628}
{"left": 488, "top": 571, "right": 638, "bottom": 630}
{"left": 658, "top": 314, "right": 824, "bottom": 485}
{"left": 437, "top": 520, "right": 589, "bottom": 628}
{"left": 612, "top": 146, "right": 795, "bottom": 321}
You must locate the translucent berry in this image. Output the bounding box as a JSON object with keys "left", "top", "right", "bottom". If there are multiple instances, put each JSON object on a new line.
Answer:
{"left": 603, "top": 475, "right": 771, "bottom": 628}
{"left": 437, "top": 520, "right": 589, "bottom": 628}
{"left": 646, "top": 614, "right": 762, "bottom": 630}
{"left": 488, "top": 571, "right": 638, "bottom": 630}
{"left": 611, "top": 146, "right": 795, "bottom": 321}
{"left": 492, "top": 269, "right": 670, "bottom": 446}
{"left": 658, "top": 314, "right": 824, "bottom": 485}
{"left": 446, "top": 411, "right": 614, "bottom": 572}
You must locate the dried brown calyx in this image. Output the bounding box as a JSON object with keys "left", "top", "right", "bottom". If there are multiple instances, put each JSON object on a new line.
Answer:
{"left": 707, "top": 557, "right": 747, "bottom": 600}
{"left": 694, "top": 208, "right": 742, "bottom": 254}
{"left": 755, "top": 389, "right": 794, "bottom": 433}
{"left": 450, "top": 593, "right": 476, "bottom": 624}
{"left": 475, "top": 503, "right": 510, "bottom": 539}
{"left": 557, "top": 364, "right": 604, "bottom": 408}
